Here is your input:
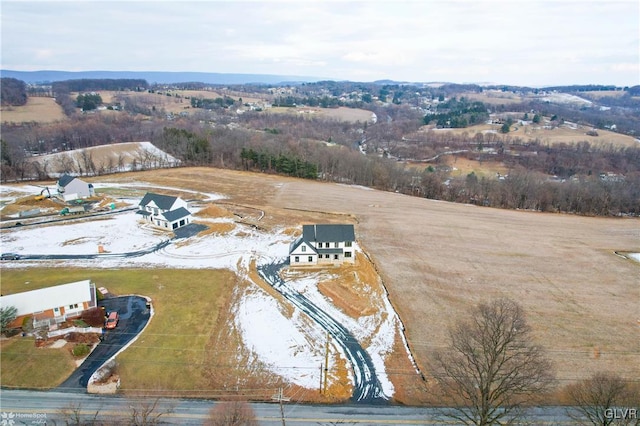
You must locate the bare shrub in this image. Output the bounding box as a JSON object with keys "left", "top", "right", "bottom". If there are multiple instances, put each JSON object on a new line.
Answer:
{"left": 126, "top": 398, "right": 174, "bottom": 425}
{"left": 205, "top": 399, "right": 258, "bottom": 426}
{"left": 57, "top": 402, "right": 103, "bottom": 425}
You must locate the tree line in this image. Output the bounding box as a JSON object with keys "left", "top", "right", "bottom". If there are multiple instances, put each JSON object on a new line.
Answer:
{"left": 423, "top": 97, "right": 489, "bottom": 128}
{"left": 0, "top": 78, "right": 28, "bottom": 106}
{"left": 240, "top": 147, "right": 317, "bottom": 178}
{"left": 1, "top": 99, "right": 638, "bottom": 216}
{"left": 52, "top": 78, "right": 148, "bottom": 93}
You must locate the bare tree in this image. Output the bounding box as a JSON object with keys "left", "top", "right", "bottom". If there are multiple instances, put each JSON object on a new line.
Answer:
{"left": 117, "top": 152, "right": 126, "bottom": 172}
{"left": 566, "top": 372, "right": 639, "bottom": 426}
{"left": 56, "top": 153, "right": 78, "bottom": 175}
{"left": 57, "top": 402, "right": 103, "bottom": 425}
{"left": 432, "top": 298, "right": 554, "bottom": 425}
{"left": 0, "top": 306, "right": 18, "bottom": 333}
{"left": 79, "top": 149, "right": 96, "bottom": 176}
{"left": 126, "top": 398, "right": 174, "bottom": 426}
{"left": 205, "top": 399, "right": 258, "bottom": 426}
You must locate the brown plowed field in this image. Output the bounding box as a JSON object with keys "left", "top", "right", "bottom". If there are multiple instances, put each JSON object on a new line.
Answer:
{"left": 109, "top": 168, "right": 639, "bottom": 387}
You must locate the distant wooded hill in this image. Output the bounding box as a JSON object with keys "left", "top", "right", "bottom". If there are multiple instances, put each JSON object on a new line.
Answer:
{"left": 0, "top": 70, "right": 324, "bottom": 85}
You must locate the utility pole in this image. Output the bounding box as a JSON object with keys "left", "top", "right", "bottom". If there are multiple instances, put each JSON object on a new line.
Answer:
{"left": 323, "top": 331, "right": 330, "bottom": 395}
{"left": 271, "top": 387, "right": 289, "bottom": 426}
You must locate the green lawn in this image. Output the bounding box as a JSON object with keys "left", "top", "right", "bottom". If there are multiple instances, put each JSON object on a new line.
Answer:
{"left": 0, "top": 268, "right": 236, "bottom": 391}
{"left": 0, "top": 337, "right": 76, "bottom": 388}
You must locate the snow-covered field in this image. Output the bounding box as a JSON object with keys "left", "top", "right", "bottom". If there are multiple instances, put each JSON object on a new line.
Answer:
{"left": 0, "top": 182, "right": 403, "bottom": 395}
{"left": 537, "top": 92, "right": 593, "bottom": 106}
{"left": 25, "top": 141, "right": 181, "bottom": 177}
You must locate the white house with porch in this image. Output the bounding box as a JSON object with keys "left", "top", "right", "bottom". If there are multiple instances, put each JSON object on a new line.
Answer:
{"left": 137, "top": 192, "right": 192, "bottom": 230}
{"left": 0, "top": 280, "right": 97, "bottom": 329}
{"left": 289, "top": 224, "right": 356, "bottom": 266}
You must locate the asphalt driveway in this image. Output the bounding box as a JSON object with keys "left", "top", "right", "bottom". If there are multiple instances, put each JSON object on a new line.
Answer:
{"left": 57, "top": 295, "right": 150, "bottom": 392}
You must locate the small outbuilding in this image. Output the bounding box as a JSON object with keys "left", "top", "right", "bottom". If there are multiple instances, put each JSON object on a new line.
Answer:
{"left": 289, "top": 224, "right": 356, "bottom": 266}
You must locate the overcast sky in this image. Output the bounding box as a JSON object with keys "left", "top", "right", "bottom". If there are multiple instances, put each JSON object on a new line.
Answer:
{"left": 1, "top": 0, "right": 638, "bottom": 86}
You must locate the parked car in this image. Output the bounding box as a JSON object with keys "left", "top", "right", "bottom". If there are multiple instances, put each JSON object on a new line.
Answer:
{"left": 105, "top": 311, "right": 119, "bottom": 329}
{"left": 1, "top": 253, "right": 21, "bottom": 260}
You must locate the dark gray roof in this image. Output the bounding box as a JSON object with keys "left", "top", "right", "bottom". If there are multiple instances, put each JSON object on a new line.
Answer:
{"left": 136, "top": 210, "right": 152, "bottom": 217}
{"left": 302, "top": 224, "right": 355, "bottom": 243}
{"left": 317, "top": 248, "right": 344, "bottom": 255}
{"left": 139, "top": 192, "right": 179, "bottom": 210}
{"left": 57, "top": 174, "right": 76, "bottom": 188}
{"left": 289, "top": 237, "right": 318, "bottom": 254}
{"left": 162, "top": 207, "right": 191, "bottom": 222}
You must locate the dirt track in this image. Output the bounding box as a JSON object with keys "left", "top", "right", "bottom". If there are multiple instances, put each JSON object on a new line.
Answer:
{"left": 104, "top": 168, "right": 640, "bottom": 387}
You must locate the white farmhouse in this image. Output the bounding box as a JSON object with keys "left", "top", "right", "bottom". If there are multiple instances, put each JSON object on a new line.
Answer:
{"left": 57, "top": 174, "right": 95, "bottom": 200}
{"left": 137, "top": 192, "right": 192, "bottom": 230}
{"left": 289, "top": 224, "right": 356, "bottom": 266}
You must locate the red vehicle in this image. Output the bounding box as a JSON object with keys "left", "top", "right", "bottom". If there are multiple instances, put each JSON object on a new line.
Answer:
{"left": 105, "top": 311, "right": 119, "bottom": 329}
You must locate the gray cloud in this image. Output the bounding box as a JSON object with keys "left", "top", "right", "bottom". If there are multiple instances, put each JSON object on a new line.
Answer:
{"left": 1, "top": 0, "right": 638, "bottom": 85}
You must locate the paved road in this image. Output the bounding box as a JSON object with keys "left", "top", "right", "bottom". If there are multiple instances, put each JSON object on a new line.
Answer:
{"left": 57, "top": 296, "right": 151, "bottom": 391}
{"left": 258, "top": 260, "right": 386, "bottom": 404}
{"left": 0, "top": 390, "right": 581, "bottom": 425}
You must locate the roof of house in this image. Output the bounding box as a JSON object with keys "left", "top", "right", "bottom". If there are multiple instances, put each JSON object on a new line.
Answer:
{"left": 289, "top": 237, "right": 318, "bottom": 254}
{"left": 317, "top": 248, "right": 345, "bottom": 255}
{"left": 162, "top": 207, "right": 191, "bottom": 222}
{"left": 0, "top": 280, "right": 94, "bottom": 316}
{"left": 302, "top": 224, "right": 355, "bottom": 242}
{"left": 57, "top": 174, "right": 77, "bottom": 188}
{"left": 139, "top": 192, "right": 179, "bottom": 210}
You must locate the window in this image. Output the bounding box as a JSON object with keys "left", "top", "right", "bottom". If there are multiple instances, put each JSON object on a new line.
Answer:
{"left": 345, "top": 241, "right": 352, "bottom": 247}
{"left": 69, "top": 303, "right": 78, "bottom": 310}
{"left": 294, "top": 256, "right": 299, "bottom": 263}
{"left": 54, "top": 307, "right": 60, "bottom": 313}
{"left": 345, "top": 251, "right": 352, "bottom": 258}
{"left": 334, "top": 254, "right": 339, "bottom": 260}
{"left": 308, "top": 256, "right": 313, "bottom": 262}
{"left": 302, "top": 245, "right": 306, "bottom": 252}
{"left": 334, "top": 242, "right": 339, "bottom": 248}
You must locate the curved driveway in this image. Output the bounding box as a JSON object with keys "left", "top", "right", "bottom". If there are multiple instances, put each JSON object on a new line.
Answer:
{"left": 258, "top": 261, "right": 386, "bottom": 403}
{"left": 57, "top": 296, "right": 151, "bottom": 392}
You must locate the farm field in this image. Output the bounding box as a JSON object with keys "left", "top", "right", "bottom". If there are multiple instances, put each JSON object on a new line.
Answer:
{"left": 1, "top": 167, "right": 638, "bottom": 403}
{"left": 267, "top": 171, "right": 639, "bottom": 385}
{"left": 268, "top": 106, "right": 376, "bottom": 123}
{"left": 23, "top": 141, "right": 180, "bottom": 177}
{"left": 110, "top": 167, "right": 638, "bottom": 385}
{"left": 0, "top": 96, "right": 65, "bottom": 123}
{"left": 423, "top": 121, "right": 640, "bottom": 148}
